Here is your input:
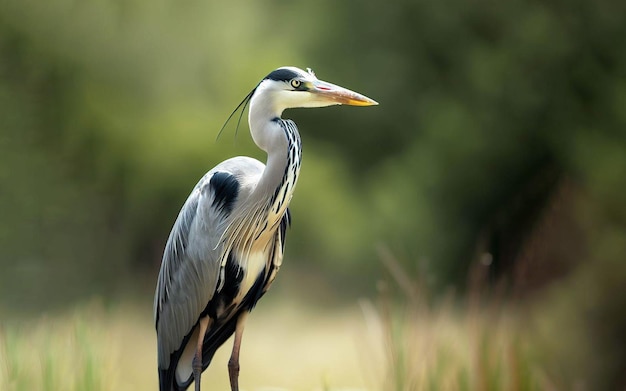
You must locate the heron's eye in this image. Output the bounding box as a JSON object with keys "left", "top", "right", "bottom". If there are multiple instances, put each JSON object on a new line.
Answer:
{"left": 290, "top": 79, "right": 302, "bottom": 89}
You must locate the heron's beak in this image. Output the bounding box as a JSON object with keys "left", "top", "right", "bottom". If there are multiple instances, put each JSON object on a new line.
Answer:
{"left": 311, "top": 80, "right": 378, "bottom": 106}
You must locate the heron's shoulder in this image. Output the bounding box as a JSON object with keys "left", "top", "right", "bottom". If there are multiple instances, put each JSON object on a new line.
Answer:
{"left": 215, "top": 156, "right": 265, "bottom": 174}
{"left": 191, "top": 157, "right": 264, "bottom": 203}
{"left": 204, "top": 157, "right": 264, "bottom": 188}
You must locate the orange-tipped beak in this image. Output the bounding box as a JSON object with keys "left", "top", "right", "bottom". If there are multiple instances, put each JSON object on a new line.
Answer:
{"left": 311, "top": 80, "right": 379, "bottom": 106}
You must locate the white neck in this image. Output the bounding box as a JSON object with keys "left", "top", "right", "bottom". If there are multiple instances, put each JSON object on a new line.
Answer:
{"left": 248, "top": 87, "right": 291, "bottom": 197}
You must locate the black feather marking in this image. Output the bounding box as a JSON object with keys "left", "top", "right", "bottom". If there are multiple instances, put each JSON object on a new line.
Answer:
{"left": 254, "top": 220, "right": 268, "bottom": 241}
{"left": 202, "top": 252, "right": 243, "bottom": 320}
{"left": 280, "top": 209, "right": 291, "bottom": 252}
{"left": 272, "top": 186, "right": 281, "bottom": 203}
{"left": 159, "top": 326, "right": 195, "bottom": 391}
{"left": 219, "top": 254, "right": 244, "bottom": 306}
{"left": 209, "top": 172, "right": 240, "bottom": 215}
{"left": 260, "top": 210, "right": 292, "bottom": 295}
{"left": 159, "top": 363, "right": 177, "bottom": 391}
{"left": 239, "top": 262, "right": 269, "bottom": 312}
{"left": 264, "top": 68, "right": 300, "bottom": 82}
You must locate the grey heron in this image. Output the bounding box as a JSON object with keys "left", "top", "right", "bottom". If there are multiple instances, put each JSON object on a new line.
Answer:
{"left": 154, "top": 66, "right": 377, "bottom": 391}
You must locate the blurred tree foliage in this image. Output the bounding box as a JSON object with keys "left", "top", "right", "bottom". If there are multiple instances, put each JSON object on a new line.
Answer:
{"left": 305, "top": 0, "right": 626, "bottom": 285}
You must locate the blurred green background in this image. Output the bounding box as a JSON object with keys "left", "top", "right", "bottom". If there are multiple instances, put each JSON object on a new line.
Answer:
{"left": 1, "top": 0, "right": 625, "bottom": 389}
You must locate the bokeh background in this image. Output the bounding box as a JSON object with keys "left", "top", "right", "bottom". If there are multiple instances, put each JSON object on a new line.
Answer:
{"left": 1, "top": 0, "right": 625, "bottom": 390}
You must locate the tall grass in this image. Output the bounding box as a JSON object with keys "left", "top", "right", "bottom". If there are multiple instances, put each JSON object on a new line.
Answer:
{"left": 357, "top": 246, "right": 554, "bottom": 391}
{"left": 0, "top": 311, "right": 115, "bottom": 391}
{"left": 0, "top": 298, "right": 557, "bottom": 391}
{"left": 0, "top": 271, "right": 575, "bottom": 391}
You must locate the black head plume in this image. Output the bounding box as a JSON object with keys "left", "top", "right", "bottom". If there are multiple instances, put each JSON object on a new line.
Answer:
{"left": 216, "top": 87, "right": 256, "bottom": 141}
{"left": 264, "top": 67, "right": 301, "bottom": 82}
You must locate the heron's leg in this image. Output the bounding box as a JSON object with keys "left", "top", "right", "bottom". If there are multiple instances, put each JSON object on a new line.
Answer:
{"left": 193, "top": 316, "right": 211, "bottom": 391}
{"left": 228, "top": 312, "right": 248, "bottom": 391}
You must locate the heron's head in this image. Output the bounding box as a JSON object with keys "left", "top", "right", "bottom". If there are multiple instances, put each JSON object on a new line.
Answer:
{"left": 252, "top": 66, "right": 378, "bottom": 115}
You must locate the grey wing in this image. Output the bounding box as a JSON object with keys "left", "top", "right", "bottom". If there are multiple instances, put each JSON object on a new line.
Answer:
{"left": 153, "top": 173, "right": 225, "bottom": 369}
{"left": 153, "top": 157, "right": 264, "bottom": 370}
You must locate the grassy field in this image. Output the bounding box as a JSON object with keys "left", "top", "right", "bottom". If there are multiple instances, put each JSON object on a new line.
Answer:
{"left": 0, "top": 290, "right": 558, "bottom": 391}
{"left": 1, "top": 298, "right": 373, "bottom": 391}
